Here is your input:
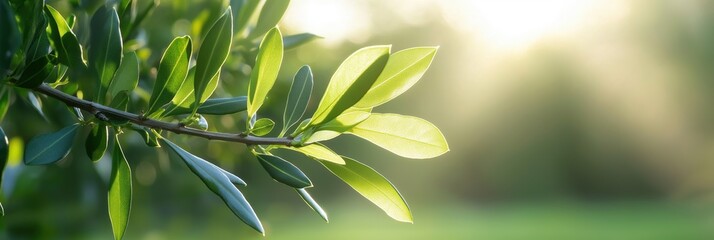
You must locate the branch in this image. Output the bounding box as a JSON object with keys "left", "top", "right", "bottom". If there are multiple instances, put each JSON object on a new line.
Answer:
{"left": 33, "top": 84, "right": 294, "bottom": 146}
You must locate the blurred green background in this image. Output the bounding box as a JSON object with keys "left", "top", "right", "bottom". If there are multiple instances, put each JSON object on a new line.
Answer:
{"left": 5, "top": 0, "right": 714, "bottom": 239}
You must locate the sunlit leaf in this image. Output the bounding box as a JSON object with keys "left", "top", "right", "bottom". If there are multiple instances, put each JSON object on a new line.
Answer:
{"left": 284, "top": 33, "right": 321, "bottom": 50}
{"left": 249, "top": 0, "right": 290, "bottom": 39}
{"left": 305, "top": 110, "right": 370, "bottom": 144}
{"left": 85, "top": 124, "right": 109, "bottom": 162}
{"left": 0, "top": 0, "right": 21, "bottom": 75}
{"left": 355, "top": 47, "right": 438, "bottom": 108}
{"left": 251, "top": 118, "right": 275, "bottom": 136}
{"left": 24, "top": 124, "right": 79, "bottom": 165}
{"left": 296, "top": 188, "right": 328, "bottom": 222}
{"left": 309, "top": 46, "right": 390, "bottom": 126}
{"left": 282, "top": 65, "right": 313, "bottom": 133}
{"left": 108, "top": 137, "right": 132, "bottom": 240}
{"left": 0, "top": 89, "right": 9, "bottom": 122}
{"left": 45, "top": 5, "right": 86, "bottom": 69}
{"left": 321, "top": 156, "right": 412, "bottom": 222}
{"left": 256, "top": 154, "right": 311, "bottom": 188}
{"left": 347, "top": 113, "right": 449, "bottom": 159}
{"left": 90, "top": 5, "right": 123, "bottom": 103}
{"left": 147, "top": 36, "right": 192, "bottom": 115}
{"left": 247, "top": 27, "right": 283, "bottom": 119}
{"left": 16, "top": 55, "right": 54, "bottom": 88}
{"left": 194, "top": 8, "right": 233, "bottom": 109}
{"left": 108, "top": 51, "right": 139, "bottom": 99}
{"left": 282, "top": 143, "right": 344, "bottom": 165}
{"left": 161, "top": 139, "right": 264, "bottom": 234}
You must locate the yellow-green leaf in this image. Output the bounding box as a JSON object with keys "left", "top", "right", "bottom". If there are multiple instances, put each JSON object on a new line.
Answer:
{"left": 147, "top": 36, "right": 192, "bottom": 115}
{"left": 282, "top": 65, "right": 313, "bottom": 133}
{"left": 305, "top": 110, "right": 370, "bottom": 144}
{"left": 309, "top": 46, "right": 390, "bottom": 126}
{"left": 347, "top": 113, "right": 449, "bottom": 159}
{"left": 282, "top": 144, "right": 344, "bottom": 165}
{"left": 108, "top": 51, "right": 139, "bottom": 99}
{"left": 108, "top": 137, "right": 132, "bottom": 240}
{"left": 251, "top": 118, "right": 275, "bottom": 136}
{"left": 247, "top": 27, "right": 283, "bottom": 119}
{"left": 24, "top": 124, "right": 79, "bottom": 165}
{"left": 194, "top": 8, "right": 233, "bottom": 109}
{"left": 355, "top": 47, "right": 438, "bottom": 108}
{"left": 321, "top": 156, "right": 412, "bottom": 222}
{"left": 284, "top": 33, "right": 321, "bottom": 50}
{"left": 89, "top": 5, "right": 123, "bottom": 103}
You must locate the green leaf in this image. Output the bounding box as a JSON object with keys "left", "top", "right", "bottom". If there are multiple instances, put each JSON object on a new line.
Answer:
{"left": 161, "top": 139, "right": 264, "bottom": 234}
{"left": 249, "top": 0, "right": 290, "bottom": 39}
{"left": 45, "top": 5, "right": 86, "bottom": 69}
{"left": 85, "top": 125, "right": 109, "bottom": 162}
{"left": 282, "top": 144, "right": 344, "bottom": 165}
{"left": 129, "top": 126, "right": 160, "bottom": 147}
{"left": 108, "top": 137, "right": 132, "bottom": 240}
{"left": 220, "top": 168, "right": 247, "bottom": 186}
{"left": 255, "top": 154, "right": 311, "bottom": 188}
{"left": 247, "top": 27, "right": 283, "bottom": 119}
{"left": 251, "top": 118, "right": 275, "bottom": 136}
{"left": 321, "top": 156, "right": 412, "bottom": 222}
{"left": 0, "top": 127, "right": 9, "bottom": 188}
{"left": 305, "top": 110, "right": 371, "bottom": 144}
{"left": 196, "top": 97, "right": 247, "bottom": 115}
{"left": 234, "top": 0, "right": 260, "bottom": 34}
{"left": 16, "top": 55, "right": 54, "bottom": 88}
{"left": 296, "top": 188, "right": 328, "bottom": 222}
{"left": 282, "top": 65, "right": 313, "bottom": 133}
{"left": 309, "top": 46, "right": 390, "bottom": 126}
{"left": 24, "top": 124, "right": 79, "bottom": 165}
{"left": 355, "top": 47, "right": 438, "bottom": 108}
{"left": 108, "top": 51, "right": 139, "bottom": 98}
{"left": 0, "top": 89, "right": 10, "bottom": 122}
{"left": 147, "top": 36, "right": 192, "bottom": 115}
{"left": 90, "top": 5, "right": 123, "bottom": 103}
{"left": 347, "top": 113, "right": 449, "bottom": 159}
{"left": 110, "top": 91, "right": 130, "bottom": 112}
{"left": 194, "top": 8, "right": 233, "bottom": 109}
{"left": 0, "top": 0, "right": 21, "bottom": 75}
{"left": 284, "top": 33, "right": 321, "bottom": 50}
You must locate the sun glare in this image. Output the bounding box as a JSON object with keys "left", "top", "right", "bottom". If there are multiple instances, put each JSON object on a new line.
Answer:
{"left": 282, "top": 0, "right": 371, "bottom": 45}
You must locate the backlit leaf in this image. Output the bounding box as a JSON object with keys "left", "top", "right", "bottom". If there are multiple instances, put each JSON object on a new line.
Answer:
{"left": 85, "top": 124, "right": 109, "bottom": 162}
{"left": 251, "top": 118, "right": 275, "bottom": 136}
{"left": 284, "top": 33, "right": 321, "bottom": 50}
{"left": 247, "top": 27, "right": 283, "bottom": 119}
{"left": 256, "top": 154, "right": 311, "bottom": 188}
{"left": 321, "top": 156, "right": 412, "bottom": 222}
{"left": 45, "top": 5, "right": 86, "bottom": 69}
{"left": 305, "top": 110, "right": 370, "bottom": 144}
{"left": 108, "top": 138, "right": 132, "bottom": 240}
{"left": 147, "top": 36, "right": 192, "bottom": 115}
{"left": 24, "top": 124, "right": 79, "bottom": 165}
{"left": 161, "top": 139, "right": 264, "bottom": 234}
{"left": 282, "top": 144, "right": 344, "bottom": 165}
{"left": 194, "top": 8, "right": 233, "bottom": 109}
{"left": 249, "top": 0, "right": 290, "bottom": 39}
{"left": 90, "top": 5, "right": 123, "bottom": 103}
{"left": 282, "top": 65, "right": 313, "bottom": 133}
{"left": 355, "top": 47, "right": 438, "bottom": 108}
{"left": 296, "top": 188, "right": 328, "bottom": 222}
{"left": 309, "top": 46, "right": 390, "bottom": 126}
{"left": 108, "top": 51, "right": 139, "bottom": 99}
{"left": 17, "top": 55, "right": 54, "bottom": 88}
{"left": 347, "top": 113, "right": 449, "bottom": 159}
{"left": 0, "top": 89, "right": 9, "bottom": 122}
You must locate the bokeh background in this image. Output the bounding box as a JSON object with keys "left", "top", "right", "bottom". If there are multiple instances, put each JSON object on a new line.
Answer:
{"left": 4, "top": 0, "right": 714, "bottom": 239}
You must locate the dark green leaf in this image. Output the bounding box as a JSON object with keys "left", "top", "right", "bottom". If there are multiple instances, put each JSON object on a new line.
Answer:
{"left": 347, "top": 113, "right": 449, "bottom": 159}
{"left": 251, "top": 118, "right": 275, "bottom": 136}
{"left": 249, "top": 0, "right": 290, "bottom": 39}
{"left": 108, "top": 51, "right": 139, "bottom": 98}
{"left": 296, "top": 188, "right": 328, "bottom": 222}
{"left": 45, "top": 5, "right": 86, "bottom": 69}
{"left": 24, "top": 124, "right": 79, "bottom": 165}
{"left": 0, "top": 0, "right": 21, "bottom": 75}
{"left": 0, "top": 127, "right": 9, "bottom": 188}
{"left": 198, "top": 97, "right": 247, "bottom": 115}
{"left": 256, "top": 154, "right": 311, "bottom": 188}
{"left": 85, "top": 124, "right": 108, "bottom": 162}
{"left": 0, "top": 89, "right": 10, "bottom": 122}
{"left": 16, "top": 55, "right": 54, "bottom": 88}
{"left": 109, "top": 137, "right": 132, "bottom": 240}
{"left": 321, "top": 156, "right": 412, "bottom": 222}
{"left": 220, "top": 168, "right": 247, "bottom": 186}
{"left": 247, "top": 27, "right": 283, "bottom": 119}
{"left": 89, "top": 5, "right": 124, "bottom": 103}
{"left": 110, "top": 91, "right": 130, "bottom": 112}
{"left": 129, "top": 126, "right": 160, "bottom": 147}
{"left": 147, "top": 36, "right": 192, "bottom": 115}
{"left": 355, "top": 47, "right": 438, "bottom": 108}
{"left": 234, "top": 0, "right": 260, "bottom": 34}
{"left": 161, "top": 139, "right": 264, "bottom": 233}
{"left": 282, "top": 65, "right": 313, "bottom": 133}
{"left": 194, "top": 8, "right": 233, "bottom": 110}
{"left": 309, "top": 46, "right": 390, "bottom": 126}
{"left": 284, "top": 33, "right": 321, "bottom": 50}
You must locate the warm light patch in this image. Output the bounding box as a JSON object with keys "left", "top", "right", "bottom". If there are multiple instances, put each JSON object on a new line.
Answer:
{"left": 282, "top": 0, "right": 372, "bottom": 45}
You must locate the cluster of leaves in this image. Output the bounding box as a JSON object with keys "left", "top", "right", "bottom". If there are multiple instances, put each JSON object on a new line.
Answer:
{"left": 0, "top": 0, "right": 448, "bottom": 238}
